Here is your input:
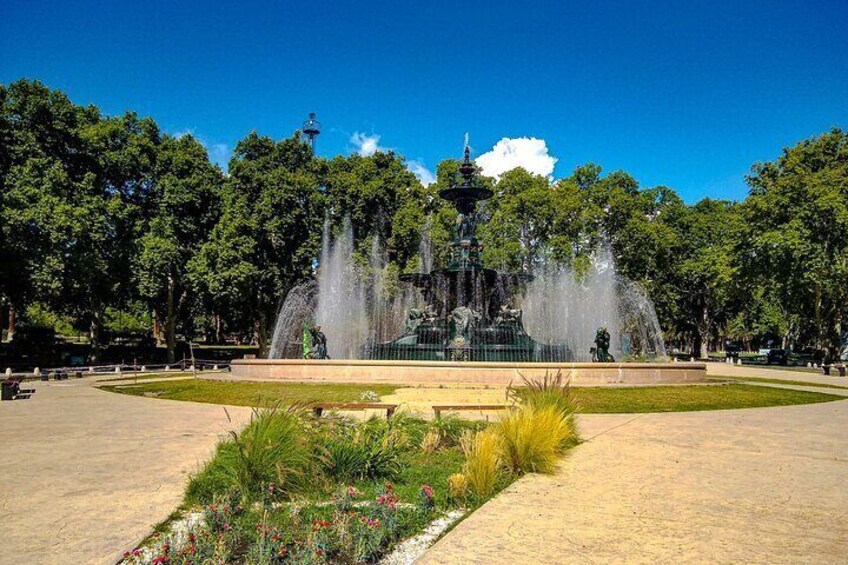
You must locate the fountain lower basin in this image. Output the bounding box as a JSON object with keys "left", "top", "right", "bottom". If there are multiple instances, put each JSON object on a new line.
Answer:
{"left": 228, "top": 359, "right": 706, "bottom": 387}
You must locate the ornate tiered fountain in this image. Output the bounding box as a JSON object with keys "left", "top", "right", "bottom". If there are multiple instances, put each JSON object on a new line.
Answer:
{"left": 230, "top": 143, "right": 707, "bottom": 385}
{"left": 365, "top": 145, "right": 569, "bottom": 362}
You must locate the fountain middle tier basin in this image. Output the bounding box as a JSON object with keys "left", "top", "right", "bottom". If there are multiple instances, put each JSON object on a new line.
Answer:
{"left": 229, "top": 359, "right": 706, "bottom": 387}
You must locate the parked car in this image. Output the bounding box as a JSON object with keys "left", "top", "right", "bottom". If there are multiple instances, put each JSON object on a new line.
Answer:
{"left": 766, "top": 348, "right": 791, "bottom": 366}
{"left": 724, "top": 341, "right": 742, "bottom": 360}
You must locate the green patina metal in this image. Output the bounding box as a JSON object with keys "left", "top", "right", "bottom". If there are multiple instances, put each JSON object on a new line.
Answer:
{"left": 365, "top": 144, "right": 570, "bottom": 362}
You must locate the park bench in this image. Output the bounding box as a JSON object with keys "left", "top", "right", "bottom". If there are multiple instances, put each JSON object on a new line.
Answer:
{"left": 1, "top": 377, "right": 35, "bottom": 401}
{"left": 432, "top": 404, "right": 513, "bottom": 419}
{"left": 822, "top": 364, "right": 847, "bottom": 377}
{"left": 311, "top": 403, "right": 398, "bottom": 419}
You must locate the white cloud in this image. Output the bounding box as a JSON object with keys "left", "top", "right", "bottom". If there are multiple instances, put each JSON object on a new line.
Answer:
{"left": 350, "top": 132, "right": 386, "bottom": 156}
{"left": 408, "top": 160, "right": 436, "bottom": 186}
{"left": 350, "top": 131, "right": 434, "bottom": 186}
{"left": 475, "top": 137, "right": 558, "bottom": 180}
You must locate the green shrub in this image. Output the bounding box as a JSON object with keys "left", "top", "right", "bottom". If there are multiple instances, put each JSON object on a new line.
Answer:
{"left": 426, "top": 414, "right": 481, "bottom": 449}
{"left": 187, "top": 405, "right": 310, "bottom": 504}
{"left": 318, "top": 415, "right": 408, "bottom": 481}
{"left": 320, "top": 439, "right": 369, "bottom": 481}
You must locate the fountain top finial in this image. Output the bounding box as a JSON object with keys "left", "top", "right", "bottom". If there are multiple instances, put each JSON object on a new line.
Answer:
{"left": 458, "top": 140, "right": 476, "bottom": 184}
{"left": 439, "top": 137, "right": 493, "bottom": 213}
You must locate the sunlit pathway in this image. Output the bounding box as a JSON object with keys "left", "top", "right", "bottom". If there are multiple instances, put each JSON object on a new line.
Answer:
{"left": 0, "top": 378, "right": 251, "bottom": 565}
{"left": 419, "top": 387, "right": 848, "bottom": 564}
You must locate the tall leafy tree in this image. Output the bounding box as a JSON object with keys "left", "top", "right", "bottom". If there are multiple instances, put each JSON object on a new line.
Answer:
{"left": 195, "top": 132, "right": 323, "bottom": 354}
{"left": 741, "top": 128, "right": 848, "bottom": 358}
{"left": 137, "top": 134, "right": 224, "bottom": 361}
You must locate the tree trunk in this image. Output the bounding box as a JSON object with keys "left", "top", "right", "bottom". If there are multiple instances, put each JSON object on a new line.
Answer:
{"left": 698, "top": 303, "right": 709, "bottom": 359}
{"left": 214, "top": 312, "right": 224, "bottom": 344}
{"left": 166, "top": 274, "right": 176, "bottom": 364}
{"left": 815, "top": 283, "right": 823, "bottom": 352}
{"left": 256, "top": 291, "right": 269, "bottom": 357}
{"left": 6, "top": 305, "right": 16, "bottom": 341}
{"left": 89, "top": 300, "right": 104, "bottom": 364}
{"left": 152, "top": 308, "right": 164, "bottom": 345}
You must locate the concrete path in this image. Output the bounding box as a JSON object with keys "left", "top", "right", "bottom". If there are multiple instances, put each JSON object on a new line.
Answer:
{"left": 0, "top": 378, "right": 251, "bottom": 565}
{"left": 419, "top": 386, "right": 848, "bottom": 564}
{"left": 706, "top": 362, "right": 848, "bottom": 388}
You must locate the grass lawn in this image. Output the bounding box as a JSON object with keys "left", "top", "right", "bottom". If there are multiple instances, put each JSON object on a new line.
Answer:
{"left": 95, "top": 371, "right": 201, "bottom": 383}
{"left": 103, "top": 378, "right": 843, "bottom": 413}
{"left": 572, "top": 383, "right": 842, "bottom": 413}
{"left": 102, "top": 378, "right": 398, "bottom": 406}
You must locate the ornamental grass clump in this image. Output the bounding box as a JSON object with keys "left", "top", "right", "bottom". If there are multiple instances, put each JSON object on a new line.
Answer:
{"left": 227, "top": 405, "right": 311, "bottom": 500}
{"left": 507, "top": 369, "right": 579, "bottom": 449}
{"left": 459, "top": 428, "right": 502, "bottom": 498}
{"left": 319, "top": 415, "right": 409, "bottom": 481}
{"left": 498, "top": 405, "right": 571, "bottom": 475}
{"left": 187, "top": 404, "right": 311, "bottom": 504}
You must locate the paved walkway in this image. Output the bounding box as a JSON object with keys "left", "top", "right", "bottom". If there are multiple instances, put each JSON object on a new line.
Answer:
{"left": 0, "top": 378, "right": 250, "bottom": 565}
{"left": 420, "top": 377, "right": 848, "bottom": 564}
{"left": 2, "top": 366, "right": 846, "bottom": 564}
{"left": 706, "top": 361, "right": 848, "bottom": 387}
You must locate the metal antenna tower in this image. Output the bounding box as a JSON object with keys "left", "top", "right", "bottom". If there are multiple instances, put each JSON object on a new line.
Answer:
{"left": 302, "top": 112, "right": 321, "bottom": 152}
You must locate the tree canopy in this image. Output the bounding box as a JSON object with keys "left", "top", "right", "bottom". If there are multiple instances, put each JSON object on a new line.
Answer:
{"left": 2, "top": 79, "right": 846, "bottom": 359}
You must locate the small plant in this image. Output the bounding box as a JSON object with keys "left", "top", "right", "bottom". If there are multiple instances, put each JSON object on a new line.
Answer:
{"left": 245, "top": 521, "right": 289, "bottom": 565}
{"left": 332, "top": 485, "right": 361, "bottom": 512}
{"left": 498, "top": 405, "right": 572, "bottom": 475}
{"left": 203, "top": 491, "right": 244, "bottom": 534}
{"left": 426, "top": 414, "right": 476, "bottom": 449}
{"left": 418, "top": 484, "right": 435, "bottom": 514}
{"left": 447, "top": 473, "right": 469, "bottom": 502}
{"left": 359, "top": 390, "right": 380, "bottom": 402}
{"left": 320, "top": 416, "right": 408, "bottom": 481}
{"left": 420, "top": 429, "right": 441, "bottom": 454}
{"left": 460, "top": 428, "right": 502, "bottom": 498}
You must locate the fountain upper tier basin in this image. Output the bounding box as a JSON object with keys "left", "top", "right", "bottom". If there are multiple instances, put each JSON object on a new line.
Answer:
{"left": 229, "top": 359, "right": 706, "bottom": 387}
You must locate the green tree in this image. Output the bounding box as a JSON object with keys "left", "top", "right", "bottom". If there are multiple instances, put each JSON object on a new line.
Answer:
{"left": 136, "top": 134, "right": 224, "bottom": 361}
{"left": 741, "top": 128, "right": 848, "bottom": 358}
{"left": 198, "top": 132, "right": 323, "bottom": 354}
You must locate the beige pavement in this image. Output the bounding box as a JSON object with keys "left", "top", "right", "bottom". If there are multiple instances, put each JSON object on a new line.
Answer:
{"left": 419, "top": 381, "right": 848, "bottom": 564}
{"left": 706, "top": 361, "right": 848, "bottom": 387}
{"left": 0, "top": 378, "right": 251, "bottom": 565}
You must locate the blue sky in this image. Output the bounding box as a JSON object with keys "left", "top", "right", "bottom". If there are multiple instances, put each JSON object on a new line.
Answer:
{"left": 1, "top": 0, "right": 846, "bottom": 202}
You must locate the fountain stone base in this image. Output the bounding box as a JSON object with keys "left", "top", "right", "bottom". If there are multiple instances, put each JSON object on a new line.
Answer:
{"left": 228, "top": 359, "right": 706, "bottom": 387}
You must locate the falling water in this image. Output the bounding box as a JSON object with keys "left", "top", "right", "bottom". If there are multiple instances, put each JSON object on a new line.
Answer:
{"left": 269, "top": 222, "right": 666, "bottom": 362}
{"left": 521, "top": 248, "right": 666, "bottom": 361}
{"left": 267, "top": 281, "right": 316, "bottom": 359}
{"left": 313, "top": 219, "right": 368, "bottom": 359}
{"left": 419, "top": 217, "right": 433, "bottom": 274}
{"left": 269, "top": 217, "right": 423, "bottom": 359}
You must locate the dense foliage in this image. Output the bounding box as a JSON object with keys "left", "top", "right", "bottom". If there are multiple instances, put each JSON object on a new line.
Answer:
{"left": 1, "top": 80, "right": 846, "bottom": 359}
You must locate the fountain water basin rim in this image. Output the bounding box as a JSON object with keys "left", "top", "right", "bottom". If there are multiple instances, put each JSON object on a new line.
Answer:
{"left": 230, "top": 359, "right": 707, "bottom": 387}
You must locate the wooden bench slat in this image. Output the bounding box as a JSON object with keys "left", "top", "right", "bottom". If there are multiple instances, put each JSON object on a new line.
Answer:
{"left": 311, "top": 403, "right": 398, "bottom": 419}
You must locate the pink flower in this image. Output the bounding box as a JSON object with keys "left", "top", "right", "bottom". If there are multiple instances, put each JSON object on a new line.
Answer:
{"left": 422, "top": 484, "right": 434, "bottom": 498}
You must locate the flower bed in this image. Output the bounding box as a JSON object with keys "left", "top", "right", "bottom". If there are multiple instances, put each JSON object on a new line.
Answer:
{"left": 122, "top": 373, "right": 579, "bottom": 564}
